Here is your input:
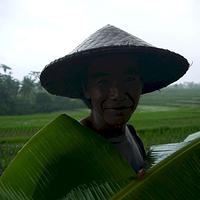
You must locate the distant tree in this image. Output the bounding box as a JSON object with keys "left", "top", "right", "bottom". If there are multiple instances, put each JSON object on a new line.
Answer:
{"left": 29, "top": 71, "right": 44, "bottom": 92}
{"left": 170, "top": 82, "right": 200, "bottom": 89}
{"left": 35, "top": 93, "right": 52, "bottom": 113}
{"left": 35, "top": 81, "right": 44, "bottom": 92}
{"left": 0, "top": 64, "right": 11, "bottom": 73}
{"left": 0, "top": 72, "right": 20, "bottom": 115}
{"left": 186, "top": 82, "right": 200, "bottom": 89}
{"left": 20, "top": 76, "right": 36, "bottom": 98}
{"left": 2, "top": 72, "right": 20, "bottom": 96}
{"left": 29, "top": 71, "right": 40, "bottom": 80}
{"left": 172, "top": 84, "right": 179, "bottom": 89}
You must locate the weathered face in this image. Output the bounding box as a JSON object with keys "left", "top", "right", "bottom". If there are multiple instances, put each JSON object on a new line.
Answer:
{"left": 83, "top": 54, "right": 143, "bottom": 127}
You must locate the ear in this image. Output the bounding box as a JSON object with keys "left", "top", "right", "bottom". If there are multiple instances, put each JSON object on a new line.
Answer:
{"left": 81, "top": 83, "right": 91, "bottom": 99}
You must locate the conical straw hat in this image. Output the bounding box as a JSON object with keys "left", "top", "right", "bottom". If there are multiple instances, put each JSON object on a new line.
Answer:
{"left": 40, "top": 24, "right": 189, "bottom": 98}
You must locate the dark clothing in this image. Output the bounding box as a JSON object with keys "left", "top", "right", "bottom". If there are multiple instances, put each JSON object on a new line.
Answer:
{"left": 127, "top": 125, "right": 146, "bottom": 160}
{"left": 108, "top": 125, "right": 146, "bottom": 172}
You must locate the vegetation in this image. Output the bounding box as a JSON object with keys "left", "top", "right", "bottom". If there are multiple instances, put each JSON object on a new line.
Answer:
{"left": 1, "top": 106, "right": 200, "bottom": 176}
{"left": 0, "top": 63, "right": 200, "bottom": 176}
{"left": 0, "top": 63, "right": 200, "bottom": 116}
{"left": 0, "top": 114, "right": 199, "bottom": 199}
{"left": 0, "top": 65, "right": 85, "bottom": 116}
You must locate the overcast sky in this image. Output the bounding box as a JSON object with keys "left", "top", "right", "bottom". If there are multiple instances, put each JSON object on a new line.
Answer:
{"left": 0, "top": 0, "right": 199, "bottom": 84}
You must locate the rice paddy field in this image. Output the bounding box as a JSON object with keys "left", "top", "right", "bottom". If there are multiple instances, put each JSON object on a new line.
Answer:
{"left": 1, "top": 88, "right": 200, "bottom": 176}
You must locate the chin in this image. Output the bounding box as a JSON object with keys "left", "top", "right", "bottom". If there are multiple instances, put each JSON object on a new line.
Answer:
{"left": 105, "top": 116, "right": 130, "bottom": 126}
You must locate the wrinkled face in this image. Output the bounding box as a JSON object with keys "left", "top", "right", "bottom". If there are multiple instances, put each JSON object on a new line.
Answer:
{"left": 83, "top": 54, "right": 143, "bottom": 126}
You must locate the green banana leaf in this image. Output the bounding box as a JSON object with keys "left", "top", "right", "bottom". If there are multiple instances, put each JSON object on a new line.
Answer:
{"left": 0, "top": 114, "right": 136, "bottom": 200}
{"left": 111, "top": 132, "right": 200, "bottom": 199}
{"left": 145, "top": 130, "right": 200, "bottom": 170}
{"left": 0, "top": 114, "right": 200, "bottom": 199}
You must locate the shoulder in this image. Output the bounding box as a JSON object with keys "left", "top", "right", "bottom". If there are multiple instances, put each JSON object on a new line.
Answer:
{"left": 78, "top": 118, "right": 86, "bottom": 125}
{"left": 79, "top": 117, "right": 94, "bottom": 130}
{"left": 79, "top": 117, "right": 90, "bottom": 126}
{"left": 126, "top": 124, "right": 139, "bottom": 139}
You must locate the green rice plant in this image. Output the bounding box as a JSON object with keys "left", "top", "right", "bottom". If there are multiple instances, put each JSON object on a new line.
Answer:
{"left": 0, "top": 114, "right": 199, "bottom": 199}
{"left": 137, "top": 126, "right": 200, "bottom": 151}
{"left": 0, "top": 106, "right": 200, "bottom": 176}
{"left": 0, "top": 128, "right": 6, "bottom": 137}
{"left": 0, "top": 133, "right": 31, "bottom": 176}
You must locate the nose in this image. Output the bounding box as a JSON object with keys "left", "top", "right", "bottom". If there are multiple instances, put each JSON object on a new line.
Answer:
{"left": 110, "top": 81, "right": 125, "bottom": 101}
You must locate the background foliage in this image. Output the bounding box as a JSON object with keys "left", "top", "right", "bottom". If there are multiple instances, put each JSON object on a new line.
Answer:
{"left": 0, "top": 64, "right": 86, "bottom": 115}
{"left": 0, "top": 64, "right": 200, "bottom": 176}
{"left": 1, "top": 63, "right": 200, "bottom": 116}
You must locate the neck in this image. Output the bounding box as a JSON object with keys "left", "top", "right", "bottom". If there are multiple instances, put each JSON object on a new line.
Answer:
{"left": 80, "top": 113, "right": 126, "bottom": 139}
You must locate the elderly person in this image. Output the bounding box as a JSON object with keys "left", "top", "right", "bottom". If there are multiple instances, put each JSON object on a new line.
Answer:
{"left": 40, "top": 24, "right": 189, "bottom": 176}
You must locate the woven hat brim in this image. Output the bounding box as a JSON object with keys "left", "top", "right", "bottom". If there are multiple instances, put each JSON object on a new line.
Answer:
{"left": 40, "top": 45, "right": 189, "bottom": 99}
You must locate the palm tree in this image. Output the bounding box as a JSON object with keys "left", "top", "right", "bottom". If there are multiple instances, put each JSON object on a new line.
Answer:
{"left": 28, "top": 71, "right": 40, "bottom": 80}
{"left": 2, "top": 73, "right": 20, "bottom": 96}
{"left": 0, "top": 72, "right": 20, "bottom": 115}
{"left": 0, "top": 64, "right": 11, "bottom": 73}
{"left": 29, "top": 71, "right": 44, "bottom": 92}
{"left": 19, "top": 76, "right": 36, "bottom": 98}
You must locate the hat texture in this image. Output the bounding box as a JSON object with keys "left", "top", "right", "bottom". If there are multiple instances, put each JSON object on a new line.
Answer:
{"left": 40, "top": 24, "right": 189, "bottom": 99}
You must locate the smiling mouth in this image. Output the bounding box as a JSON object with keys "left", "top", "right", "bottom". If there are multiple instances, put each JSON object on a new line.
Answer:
{"left": 107, "top": 106, "right": 132, "bottom": 111}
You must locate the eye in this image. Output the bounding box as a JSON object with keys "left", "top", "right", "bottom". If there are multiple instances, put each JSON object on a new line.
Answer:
{"left": 98, "top": 79, "right": 109, "bottom": 84}
{"left": 124, "top": 77, "right": 136, "bottom": 82}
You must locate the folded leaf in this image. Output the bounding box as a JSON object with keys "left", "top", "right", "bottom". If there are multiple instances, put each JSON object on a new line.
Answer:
{"left": 146, "top": 131, "right": 200, "bottom": 170}
{"left": 0, "top": 114, "right": 136, "bottom": 200}
{"left": 111, "top": 131, "right": 200, "bottom": 199}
